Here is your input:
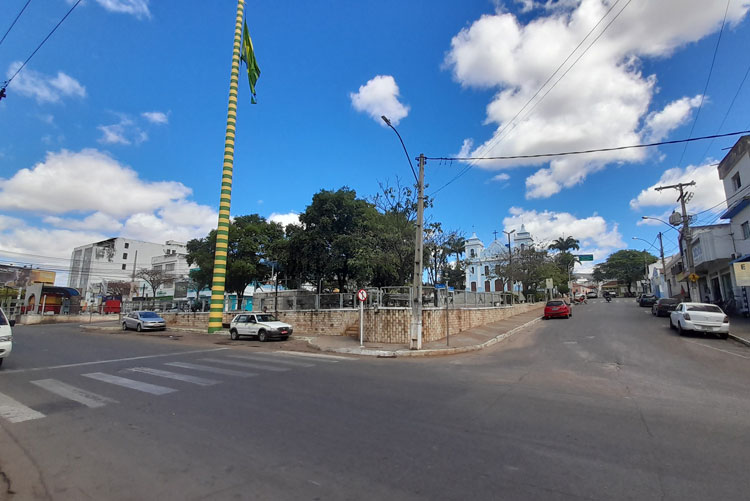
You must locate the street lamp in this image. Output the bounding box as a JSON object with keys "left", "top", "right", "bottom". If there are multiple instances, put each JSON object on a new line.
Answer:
{"left": 382, "top": 115, "right": 425, "bottom": 350}
{"left": 632, "top": 237, "right": 654, "bottom": 293}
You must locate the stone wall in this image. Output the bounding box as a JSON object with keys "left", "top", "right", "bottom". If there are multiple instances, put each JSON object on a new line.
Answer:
{"left": 16, "top": 313, "right": 117, "bottom": 325}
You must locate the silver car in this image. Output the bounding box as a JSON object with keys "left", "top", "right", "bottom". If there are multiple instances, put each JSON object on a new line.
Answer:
{"left": 122, "top": 311, "right": 167, "bottom": 332}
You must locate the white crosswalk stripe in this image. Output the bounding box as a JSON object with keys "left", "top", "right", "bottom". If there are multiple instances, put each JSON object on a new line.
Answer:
{"left": 199, "top": 357, "right": 290, "bottom": 372}
{"left": 0, "top": 391, "right": 46, "bottom": 423}
{"left": 126, "top": 367, "right": 220, "bottom": 386}
{"left": 165, "top": 361, "right": 256, "bottom": 377}
{"left": 83, "top": 372, "right": 177, "bottom": 395}
{"left": 225, "top": 353, "right": 314, "bottom": 368}
{"left": 273, "top": 351, "right": 349, "bottom": 361}
{"left": 30, "top": 379, "right": 118, "bottom": 408}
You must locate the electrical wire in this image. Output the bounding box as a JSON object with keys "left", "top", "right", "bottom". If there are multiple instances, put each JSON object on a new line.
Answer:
{"left": 434, "top": 0, "right": 634, "bottom": 196}
{"left": 674, "top": 0, "right": 732, "bottom": 169}
{"left": 0, "top": 0, "right": 32, "bottom": 47}
{"left": 2, "top": 0, "right": 82, "bottom": 89}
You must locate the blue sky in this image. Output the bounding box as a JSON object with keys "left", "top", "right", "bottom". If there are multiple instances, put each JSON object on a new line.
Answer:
{"left": 1, "top": 0, "right": 750, "bottom": 284}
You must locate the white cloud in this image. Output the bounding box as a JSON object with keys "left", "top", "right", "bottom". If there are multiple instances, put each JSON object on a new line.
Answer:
{"left": 491, "top": 173, "right": 510, "bottom": 182}
{"left": 444, "top": 1, "right": 749, "bottom": 198}
{"left": 92, "top": 0, "right": 150, "bottom": 18}
{"left": 142, "top": 111, "right": 169, "bottom": 125}
{"left": 98, "top": 116, "right": 148, "bottom": 145}
{"left": 629, "top": 161, "right": 725, "bottom": 213}
{"left": 0, "top": 149, "right": 192, "bottom": 217}
{"left": 642, "top": 95, "right": 702, "bottom": 142}
{"left": 503, "top": 206, "right": 625, "bottom": 259}
{"left": 269, "top": 212, "right": 301, "bottom": 228}
{"left": 350, "top": 75, "right": 410, "bottom": 125}
{"left": 6, "top": 63, "right": 86, "bottom": 104}
{"left": 44, "top": 212, "right": 124, "bottom": 232}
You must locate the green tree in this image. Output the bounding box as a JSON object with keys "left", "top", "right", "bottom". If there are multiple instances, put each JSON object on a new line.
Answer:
{"left": 186, "top": 214, "right": 285, "bottom": 309}
{"left": 596, "top": 250, "right": 657, "bottom": 294}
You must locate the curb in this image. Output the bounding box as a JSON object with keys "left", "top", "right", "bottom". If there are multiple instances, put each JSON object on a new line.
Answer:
{"left": 729, "top": 333, "right": 750, "bottom": 347}
{"left": 313, "top": 315, "right": 543, "bottom": 358}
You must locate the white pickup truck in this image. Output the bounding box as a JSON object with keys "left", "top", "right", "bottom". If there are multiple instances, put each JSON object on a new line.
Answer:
{"left": 229, "top": 313, "right": 293, "bottom": 342}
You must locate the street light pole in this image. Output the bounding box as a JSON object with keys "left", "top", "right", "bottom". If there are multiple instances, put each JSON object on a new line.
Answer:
{"left": 503, "top": 229, "right": 515, "bottom": 305}
{"left": 382, "top": 115, "right": 424, "bottom": 350}
{"left": 654, "top": 181, "right": 697, "bottom": 301}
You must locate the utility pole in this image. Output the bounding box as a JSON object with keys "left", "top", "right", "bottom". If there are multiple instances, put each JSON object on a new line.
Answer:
{"left": 503, "top": 229, "right": 516, "bottom": 305}
{"left": 658, "top": 232, "right": 670, "bottom": 297}
{"left": 410, "top": 153, "right": 426, "bottom": 350}
{"left": 655, "top": 181, "right": 696, "bottom": 301}
{"left": 129, "top": 250, "right": 138, "bottom": 301}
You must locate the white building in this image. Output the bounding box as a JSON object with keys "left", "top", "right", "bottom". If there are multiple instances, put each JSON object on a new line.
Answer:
{"left": 68, "top": 238, "right": 190, "bottom": 303}
{"left": 464, "top": 225, "right": 534, "bottom": 292}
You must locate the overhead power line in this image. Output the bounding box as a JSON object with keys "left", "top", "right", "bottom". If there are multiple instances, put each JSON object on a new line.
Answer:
{"left": 428, "top": 129, "right": 750, "bottom": 195}
{"left": 0, "top": 0, "right": 33, "bottom": 48}
{"left": 1, "top": 0, "right": 82, "bottom": 94}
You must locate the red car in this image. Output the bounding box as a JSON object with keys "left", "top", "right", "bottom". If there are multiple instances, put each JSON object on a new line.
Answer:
{"left": 543, "top": 300, "right": 572, "bottom": 319}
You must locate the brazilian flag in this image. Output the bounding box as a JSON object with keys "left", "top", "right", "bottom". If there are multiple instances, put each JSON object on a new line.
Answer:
{"left": 241, "top": 21, "right": 260, "bottom": 104}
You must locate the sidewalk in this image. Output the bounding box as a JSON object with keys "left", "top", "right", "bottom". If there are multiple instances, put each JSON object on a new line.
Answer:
{"left": 727, "top": 315, "right": 750, "bottom": 347}
{"left": 303, "top": 308, "right": 543, "bottom": 357}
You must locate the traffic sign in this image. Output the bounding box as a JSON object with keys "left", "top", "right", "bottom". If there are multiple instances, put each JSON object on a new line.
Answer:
{"left": 575, "top": 254, "right": 594, "bottom": 261}
{"left": 357, "top": 289, "right": 368, "bottom": 302}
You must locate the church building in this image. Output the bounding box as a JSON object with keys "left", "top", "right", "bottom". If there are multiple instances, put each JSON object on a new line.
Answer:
{"left": 464, "top": 225, "right": 534, "bottom": 292}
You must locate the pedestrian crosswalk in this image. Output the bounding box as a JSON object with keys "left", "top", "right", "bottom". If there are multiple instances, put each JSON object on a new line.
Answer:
{"left": 0, "top": 351, "right": 350, "bottom": 424}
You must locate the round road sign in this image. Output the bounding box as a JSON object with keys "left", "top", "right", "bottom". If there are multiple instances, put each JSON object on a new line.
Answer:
{"left": 357, "top": 289, "right": 368, "bottom": 302}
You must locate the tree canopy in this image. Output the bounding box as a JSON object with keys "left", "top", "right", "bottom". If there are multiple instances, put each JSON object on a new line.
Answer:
{"left": 594, "top": 250, "right": 658, "bottom": 293}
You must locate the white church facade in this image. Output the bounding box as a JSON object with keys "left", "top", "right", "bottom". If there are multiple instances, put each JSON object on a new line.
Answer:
{"left": 464, "top": 225, "right": 534, "bottom": 292}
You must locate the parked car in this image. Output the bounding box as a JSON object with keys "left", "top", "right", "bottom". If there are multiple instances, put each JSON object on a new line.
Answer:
{"left": 0, "top": 307, "right": 14, "bottom": 368}
{"left": 586, "top": 291, "right": 598, "bottom": 299}
{"left": 229, "top": 313, "right": 293, "bottom": 341}
{"left": 638, "top": 294, "right": 657, "bottom": 307}
{"left": 122, "top": 311, "right": 167, "bottom": 332}
{"left": 635, "top": 294, "right": 643, "bottom": 303}
{"left": 652, "top": 298, "right": 679, "bottom": 317}
{"left": 669, "top": 302, "right": 729, "bottom": 339}
{"left": 543, "top": 300, "right": 572, "bottom": 319}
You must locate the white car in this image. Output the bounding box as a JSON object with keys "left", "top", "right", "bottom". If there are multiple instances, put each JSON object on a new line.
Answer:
{"left": 670, "top": 302, "right": 729, "bottom": 339}
{"left": 0, "top": 307, "right": 15, "bottom": 369}
{"left": 229, "top": 313, "right": 293, "bottom": 342}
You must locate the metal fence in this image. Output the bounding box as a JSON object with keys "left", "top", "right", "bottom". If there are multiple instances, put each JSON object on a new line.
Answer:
{"left": 254, "top": 287, "right": 535, "bottom": 312}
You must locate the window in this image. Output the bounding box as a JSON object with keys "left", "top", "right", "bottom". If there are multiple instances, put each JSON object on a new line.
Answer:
{"left": 165, "top": 263, "right": 175, "bottom": 272}
{"left": 470, "top": 249, "right": 475, "bottom": 258}
{"left": 121, "top": 264, "right": 126, "bottom": 270}
{"left": 153, "top": 265, "right": 162, "bottom": 271}
{"left": 733, "top": 172, "right": 742, "bottom": 191}
{"left": 743, "top": 221, "right": 750, "bottom": 240}
{"left": 470, "top": 267, "right": 474, "bottom": 274}
{"left": 124, "top": 242, "right": 129, "bottom": 249}
{"left": 484, "top": 265, "right": 489, "bottom": 276}
{"left": 122, "top": 253, "right": 128, "bottom": 260}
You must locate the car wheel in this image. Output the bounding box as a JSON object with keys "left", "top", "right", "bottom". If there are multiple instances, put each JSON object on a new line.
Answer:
{"left": 136, "top": 323, "right": 142, "bottom": 332}
{"left": 543, "top": 316, "right": 548, "bottom": 320}
{"left": 122, "top": 322, "right": 128, "bottom": 331}
{"left": 677, "top": 321, "right": 685, "bottom": 336}
{"left": 669, "top": 318, "right": 676, "bottom": 330}
{"left": 230, "top": 329, "right": 239, "bottom": 341}
{"left": 281, "top": 336, "right": 289, "bottom": 341}
{"left": 0, "top": 358, "right": 4, "bottom": 368}
{"left": 718, "top": 332, "right": 729, "bottom": 340}
{"left": 257, "top": 329, "right": 267, "bottom": 342}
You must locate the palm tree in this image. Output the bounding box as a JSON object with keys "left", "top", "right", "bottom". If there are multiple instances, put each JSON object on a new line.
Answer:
{"left": 549, "top": 236, "right": 580, "bottom": 253}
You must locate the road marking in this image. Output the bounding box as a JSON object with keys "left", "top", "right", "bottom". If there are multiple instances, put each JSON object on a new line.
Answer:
{"left": 1, "top": 348, "right": 229, "bottom": 374}
{"left": 30, "top": 379, "right": 118, "bottom": 408}
{"left": 563, "top": 341, "right": 577, "bottom": 344}
{"left": 0, "top": 391, "right": 46, "bottom": 423}
{"left": 225, "top": 354, "right": 314, "bottom": 368}
{"left": 200, "top": 358, "right": 290, "bottom": 372}
{"left": 82, "top": 372, "right": 177, "bottom": 395}
{"left": 165, "top": 361, "right": 256, "bottom": 377}
{"left": 685, "top": 340, "right": 750, "bottom": 359}
{"left": 126, "top": 367, "right": 220, "bottom": 386}
{"left": 274, "top": 351, "right": 349, "bottom": 361}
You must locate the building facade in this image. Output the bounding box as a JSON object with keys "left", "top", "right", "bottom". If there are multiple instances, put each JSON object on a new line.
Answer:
{"left": 464, "top": 225, "right": 534, "bottom": 293}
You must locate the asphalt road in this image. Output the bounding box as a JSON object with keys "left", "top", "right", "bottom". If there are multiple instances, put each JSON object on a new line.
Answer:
{"left": 1, "top": 300, "right": 750, "bottom": 500}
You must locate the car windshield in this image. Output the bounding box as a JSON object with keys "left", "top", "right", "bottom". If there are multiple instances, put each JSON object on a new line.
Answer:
{"left": 546, "top": 301, "right": 564, "bottom": 306}
{"left": 256, "top": 314, "right": 278, "bottom": 322}
{"left": 686, "top": 304, "right": 723, "bottom": 313}
{"left": 140, "top": 312, "right": 161, "bottom": 318}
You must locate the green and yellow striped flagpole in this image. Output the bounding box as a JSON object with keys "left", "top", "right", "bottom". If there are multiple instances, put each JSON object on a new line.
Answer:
{"left": 208, "top": 0, "right": 245, "bottom": 333}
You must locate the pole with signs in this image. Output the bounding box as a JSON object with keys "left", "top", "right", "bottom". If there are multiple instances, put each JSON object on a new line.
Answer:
{"left": 357, "top": 289, "right": 368, "bottom": 348}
